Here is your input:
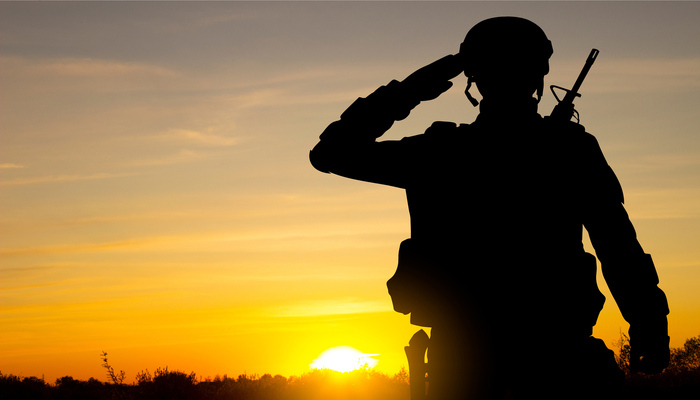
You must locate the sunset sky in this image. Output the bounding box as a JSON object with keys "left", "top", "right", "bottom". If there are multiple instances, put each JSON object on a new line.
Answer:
{"left": 1, "top": 1, "right": 699, "bottom": 383}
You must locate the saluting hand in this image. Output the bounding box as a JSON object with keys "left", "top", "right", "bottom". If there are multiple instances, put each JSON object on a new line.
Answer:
{"left": 401, "top": 54, "right": 464, "bottom": 102}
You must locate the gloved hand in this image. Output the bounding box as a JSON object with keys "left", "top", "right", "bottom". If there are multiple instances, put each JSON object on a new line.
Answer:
{"left": 629, "top": 319, "right": 670, "bottom": 374}
{"left": 332, "top": 54, "right": 463, "bottom": 139}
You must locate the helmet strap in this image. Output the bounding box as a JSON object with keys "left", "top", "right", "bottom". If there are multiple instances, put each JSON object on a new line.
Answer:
{"left": 465, "top": 77, "right": 479, "bottom": 107}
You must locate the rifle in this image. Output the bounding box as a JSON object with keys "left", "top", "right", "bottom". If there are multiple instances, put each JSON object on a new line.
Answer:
{"left": 550, "top": 48, "right": 599, "bottom": 123}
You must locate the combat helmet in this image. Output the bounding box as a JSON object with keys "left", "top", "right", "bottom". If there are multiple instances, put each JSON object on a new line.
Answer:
{"left": 459, "top": 16, "right": 553, "bottom": 105}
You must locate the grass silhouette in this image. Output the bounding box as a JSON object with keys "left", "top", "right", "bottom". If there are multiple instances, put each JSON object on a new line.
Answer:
{"left": 2, "top": 335, "right": 698, "bottom": 400}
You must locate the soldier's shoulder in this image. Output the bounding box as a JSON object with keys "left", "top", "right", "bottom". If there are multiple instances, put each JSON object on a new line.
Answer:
{"left": 541, "top": 116, "right": 597, "bottom": 143}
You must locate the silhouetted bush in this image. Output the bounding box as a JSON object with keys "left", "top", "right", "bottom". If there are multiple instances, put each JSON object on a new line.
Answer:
{"left": 54, "top": 376, "right": 104, "bottom": 400}
{"left": 134, "top": 367, "right": 197, "bottom": 400}
{"left": 617, "top": 334, "right": 700, "bottom": 399}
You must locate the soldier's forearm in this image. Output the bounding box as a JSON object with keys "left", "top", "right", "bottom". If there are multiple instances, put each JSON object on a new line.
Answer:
{"left": 322, "top": 80, "right": 419, "bottom": 142}
{"left": 602, "top": 253, "right": 670, "bottom": 325}
{"left": 313, "top": 54, "right": 460, "bottom": 148}
{"left": 310, "top": 80, "right": 419, "bottom": 175}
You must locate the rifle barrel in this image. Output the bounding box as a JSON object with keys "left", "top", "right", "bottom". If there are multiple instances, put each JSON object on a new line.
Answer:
{"left": 564, "top": 48, "right": 599, "bottom": 104}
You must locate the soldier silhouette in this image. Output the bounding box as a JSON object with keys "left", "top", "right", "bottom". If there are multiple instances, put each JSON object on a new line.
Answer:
{"left": 310, "top": 17, "right": 670, "bottom": 400}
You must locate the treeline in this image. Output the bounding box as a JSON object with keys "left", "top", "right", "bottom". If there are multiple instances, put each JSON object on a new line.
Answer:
{"left": 2, "top": 335, "right": 698, "bottom": 400}
{"left": 0, "top": 367, "right": 410, "bottom": 400}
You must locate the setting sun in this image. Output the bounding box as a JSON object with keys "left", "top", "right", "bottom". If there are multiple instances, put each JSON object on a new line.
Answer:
{"left": 310, "top": 346, "right": 379, "bottom": 373}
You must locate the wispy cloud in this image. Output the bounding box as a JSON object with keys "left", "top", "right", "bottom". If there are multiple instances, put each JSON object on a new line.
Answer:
{"left": 226, "top": 62, "right": 406, "bottom": 109}
{"left": 625, "top": 187, "right": 700, "bottom": 219}
{"left": 272, "top": 298, "right": 389, "bottom": 318}
{"left": 0, "top": 56, "right": 181, "bottom": 94}
{"left": 151, "top": 11, "right": 255, "bottom": 35}
{"left": 0, "top": 280, "right": 75, "bottom": 292}
{"left": 159, "top": 129, "right": 239, "bottom": 146}
{"left": 128, "top": 149, "right": 203, "bottom": 167}
{"left": 26, "top": 57, "right": 178, "bottom": 79}
{"left": 0, "top": 163, "right": 24, "bottom": 169}
{"left": 0, "top": 172, "right": 135, "bottom": 187}
{"left": 585, "top": 57, "right": 700, "bottom": 93}
{"left": 0, "top": 238, "right": 154, "bottom": 257}
{"left": 621, "top": 153, "right": 700, "bottom": 175}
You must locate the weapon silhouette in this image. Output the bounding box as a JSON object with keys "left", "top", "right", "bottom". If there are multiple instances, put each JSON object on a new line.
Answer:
{"left": 550, "top": 48, "right": 599, "bottom": 123}
{"left": 405, "top": 329, "right": 429, "bottom": 400}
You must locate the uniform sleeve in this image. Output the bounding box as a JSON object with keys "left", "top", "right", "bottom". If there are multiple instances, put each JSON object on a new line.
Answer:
{"left": 309, "top": 80, "right": 423, "bottom": 189}
{"left": 581, "top": 133, "right": 669, "bottom": 331}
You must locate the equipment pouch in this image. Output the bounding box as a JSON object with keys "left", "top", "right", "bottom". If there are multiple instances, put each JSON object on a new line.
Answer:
{"left": 387, "top": 239, "right": 440, "bottom": 327}
{"left": 387, "top": 239, "right": 419, "bottom": 315}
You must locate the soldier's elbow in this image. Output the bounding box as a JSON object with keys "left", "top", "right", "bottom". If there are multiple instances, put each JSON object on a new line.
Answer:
{"left": 309, "top": 146, "right": 332, "bottom": 174}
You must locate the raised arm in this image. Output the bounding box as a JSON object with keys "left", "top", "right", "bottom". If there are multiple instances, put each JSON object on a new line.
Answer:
{"left": 309, "top": 55, "right": 463, "bottom": 188}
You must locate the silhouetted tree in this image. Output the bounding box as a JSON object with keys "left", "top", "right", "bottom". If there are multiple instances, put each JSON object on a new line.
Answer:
{"left": 618, "top": 334, "right": 700, "bottom": 399}
{"left": 669, "top": 336, "right": 700, "bottom": 373}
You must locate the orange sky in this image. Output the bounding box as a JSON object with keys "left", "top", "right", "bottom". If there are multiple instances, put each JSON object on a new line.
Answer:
{"left": 1, "top": 2, "right": 699, "bottom": 383}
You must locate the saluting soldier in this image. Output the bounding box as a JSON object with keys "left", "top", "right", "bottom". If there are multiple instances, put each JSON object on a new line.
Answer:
{"left": 310, "top": 16, "right": 669, "bottom": 400}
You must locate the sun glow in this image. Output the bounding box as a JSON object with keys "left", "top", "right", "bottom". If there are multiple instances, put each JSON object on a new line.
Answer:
{"left": 309, "top": 346, "right": 379, "bottom": 373}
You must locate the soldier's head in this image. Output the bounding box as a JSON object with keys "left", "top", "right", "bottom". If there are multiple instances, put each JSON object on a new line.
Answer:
{"left": 459, "top": 17, "right": 553, "bottom": 106}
